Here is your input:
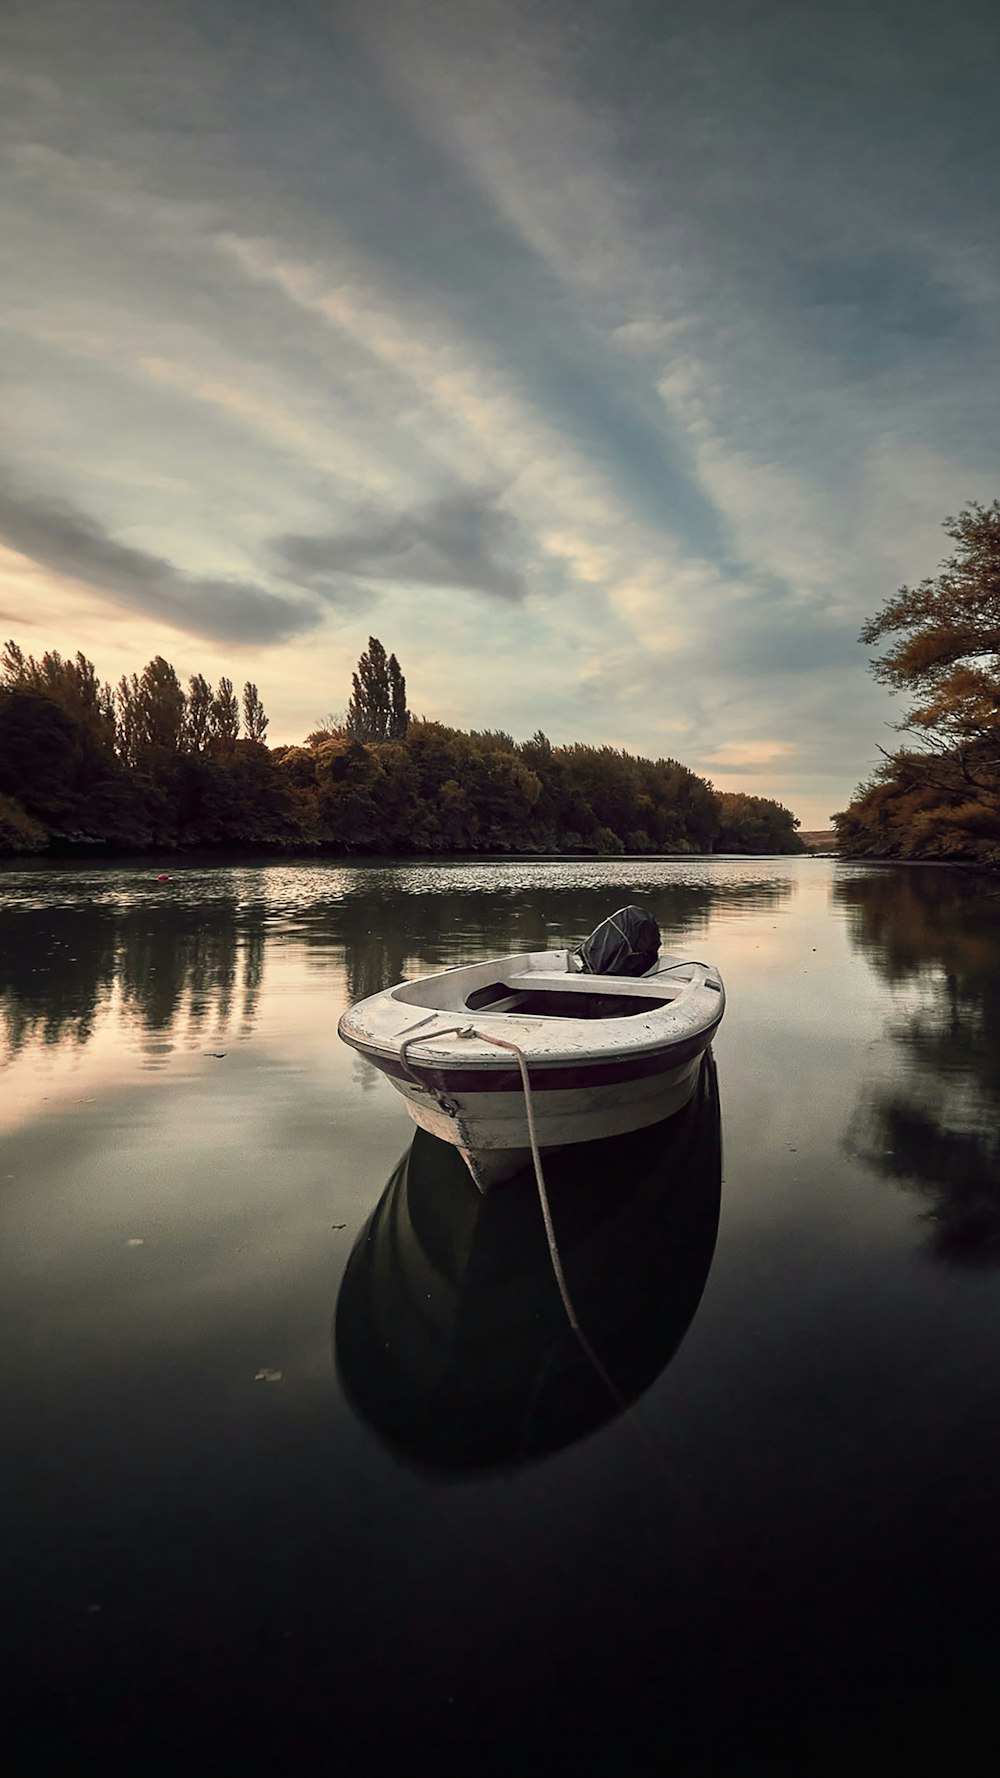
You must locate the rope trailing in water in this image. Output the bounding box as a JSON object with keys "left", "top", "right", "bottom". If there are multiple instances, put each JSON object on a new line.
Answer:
{"left": 470, "top": 1031, "right": 580, "bottom": 1327}
{"left": 472, "top": 1029, "right": 636, "bottom": 1414}
{"left": 398, "top": 1025, "right": 577, "bottom": 1318}
{"left": 397, "top": 1022, "right": 629, "bottom": 1413}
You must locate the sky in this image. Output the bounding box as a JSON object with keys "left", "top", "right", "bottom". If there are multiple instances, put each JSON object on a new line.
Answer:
{"left": 2, "top": 0, "right": 999, "bottom": 828}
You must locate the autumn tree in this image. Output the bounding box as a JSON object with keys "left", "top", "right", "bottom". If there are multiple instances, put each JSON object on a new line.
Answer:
{"left": 2, "top": 641, "right": 115, "bottom": 752}
{"left": 861, "top": 502, "right": 1000, "bottom": 756}
{"left": 837, "top": 501, "right": 1000, "bottom": 862}
{"left": 242, "top": 682, "right": 269, "bottom": 744}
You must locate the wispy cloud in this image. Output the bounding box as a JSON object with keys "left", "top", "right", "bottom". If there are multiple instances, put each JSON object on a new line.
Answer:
{"left": 271, "top": 489, "right": 525, "bottom": 602}
{"left": 0, "top": 475, "right": 321, "bottom": 645}
{"left": 701, "top": 740, "right": 797, "bottom": 770}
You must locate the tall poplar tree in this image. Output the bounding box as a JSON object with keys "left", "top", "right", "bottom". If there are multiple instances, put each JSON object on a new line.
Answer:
{"left": 185, "top": 674, "right": 213, "bottom": 753}
{"left": 209, "top": 676, "right": 241, "bottom": 750}
{"left": 136, "top": 657, "right": 186, "bottom": 753}
{"left": 346, "top": 638, "right": 392, "bottom": 742}
{"left": 242, "top": 682, "right": 269, "bottom": 744}
{"left": 387, "top": 652, "right": 409, "bottom": 741}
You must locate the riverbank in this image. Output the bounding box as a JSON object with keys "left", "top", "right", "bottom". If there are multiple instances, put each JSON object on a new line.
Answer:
{"left": 0, "top": 843, "right": 812, "bottom": 875}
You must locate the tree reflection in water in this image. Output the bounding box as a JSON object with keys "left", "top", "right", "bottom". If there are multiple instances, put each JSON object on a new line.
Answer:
{"left": 0, "top": 865, "right": 791, "bottom": 1068}
{"left": 0, "top": 899, "right": 267, "bottom": 1064}
{"left": 837, "top": 868, "right": 1000, "bottom": 1264}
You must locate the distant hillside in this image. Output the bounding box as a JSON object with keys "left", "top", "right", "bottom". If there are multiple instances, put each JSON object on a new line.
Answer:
{"left": 799, "top": 830, "right": 839, "bottom": 853}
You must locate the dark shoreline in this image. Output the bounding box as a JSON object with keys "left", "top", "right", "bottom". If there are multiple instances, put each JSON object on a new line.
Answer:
{"left": 0, "top": 845, "right": 817, "bottom": 872}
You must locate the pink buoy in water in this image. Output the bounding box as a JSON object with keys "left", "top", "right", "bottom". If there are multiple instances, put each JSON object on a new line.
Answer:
{"left": 156, "top": 873, "right": 170, "bottom": 882}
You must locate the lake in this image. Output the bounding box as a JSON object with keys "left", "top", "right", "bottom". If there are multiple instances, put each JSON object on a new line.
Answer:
{"left": 3, "top": 855, "right": 1000, "bottom": 1764}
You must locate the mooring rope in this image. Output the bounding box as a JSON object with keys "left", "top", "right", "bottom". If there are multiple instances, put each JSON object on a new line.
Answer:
{"left": 473, "top": 1028, "right": 642, "bottom": 1422}
{"left": 469, "top": 1031, "right": 580, "bottom": 1326}
{"left": 398, "top": 1024, "right": 471, "bottom": 1082}
{"left": 397, "top": 1023, "right": 633, "bottom": 1421}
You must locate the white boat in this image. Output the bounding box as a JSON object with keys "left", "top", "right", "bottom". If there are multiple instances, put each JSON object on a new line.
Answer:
{"left": 338, "top": 909, "right": 726, "bottom": 1192}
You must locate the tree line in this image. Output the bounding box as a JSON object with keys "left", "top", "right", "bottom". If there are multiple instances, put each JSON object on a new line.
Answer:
{"left": 0, "top": 634, "right": 803, "bottom": 857}
{"left": 835, "top": 501, "right": 1000, "bottom": 865}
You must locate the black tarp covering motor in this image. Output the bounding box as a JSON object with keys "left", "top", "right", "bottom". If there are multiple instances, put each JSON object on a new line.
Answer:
{"left": 575, "top": 905, "right": 661, "bottom": 977}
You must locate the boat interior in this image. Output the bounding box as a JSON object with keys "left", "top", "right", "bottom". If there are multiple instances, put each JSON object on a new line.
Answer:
{"left": 463, "top": 983, "right": 670, "bottom": 1019}
{"left": 390, "top": 952, "right": 703, "bottom": 1022}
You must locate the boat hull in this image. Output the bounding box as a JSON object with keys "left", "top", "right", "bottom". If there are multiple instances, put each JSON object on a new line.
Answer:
{"left": 369, "top": 1034, "right": 713, "bottom": 1190}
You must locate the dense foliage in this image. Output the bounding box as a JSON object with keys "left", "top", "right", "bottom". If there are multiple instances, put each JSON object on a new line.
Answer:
{"left": 0, "top": 638, "right": 803, "bottom": 857}
{"left": 835, "top": 502, "right": 1000, "bottom": 863}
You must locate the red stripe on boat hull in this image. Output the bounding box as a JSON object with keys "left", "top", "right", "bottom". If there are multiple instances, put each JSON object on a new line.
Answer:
{"left": 365, "top": 1020, "right": 721, "bottom": 1094}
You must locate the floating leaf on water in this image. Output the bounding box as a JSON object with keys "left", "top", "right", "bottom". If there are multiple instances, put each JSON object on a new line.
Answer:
{"left": 125, "top": 1237, "right": 145, "bottom": 1247}
{"left": 254, "top": 1368, "right": 283, "bottom": 1383}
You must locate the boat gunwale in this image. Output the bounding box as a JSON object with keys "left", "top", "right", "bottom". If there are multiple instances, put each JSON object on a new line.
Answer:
{"left": 336, "top": 946, "right": 725, "bottom": 1073}
{"left": 337, "top": 1010, "right": 723, "bottom": 1080}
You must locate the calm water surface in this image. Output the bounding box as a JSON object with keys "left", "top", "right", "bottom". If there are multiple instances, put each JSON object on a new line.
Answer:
{"left": 3, "top": 856, "right": 1000, "bottom": 1763}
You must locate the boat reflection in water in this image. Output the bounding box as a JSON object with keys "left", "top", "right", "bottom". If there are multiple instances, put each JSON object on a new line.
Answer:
{"left": 334, "top": 1052, "right": 722, "bottom": 1474}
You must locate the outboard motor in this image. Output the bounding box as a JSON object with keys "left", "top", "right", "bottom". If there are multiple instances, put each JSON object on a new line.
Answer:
{"left": 575, "top": 905, "right": 661, "bottom": 977}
